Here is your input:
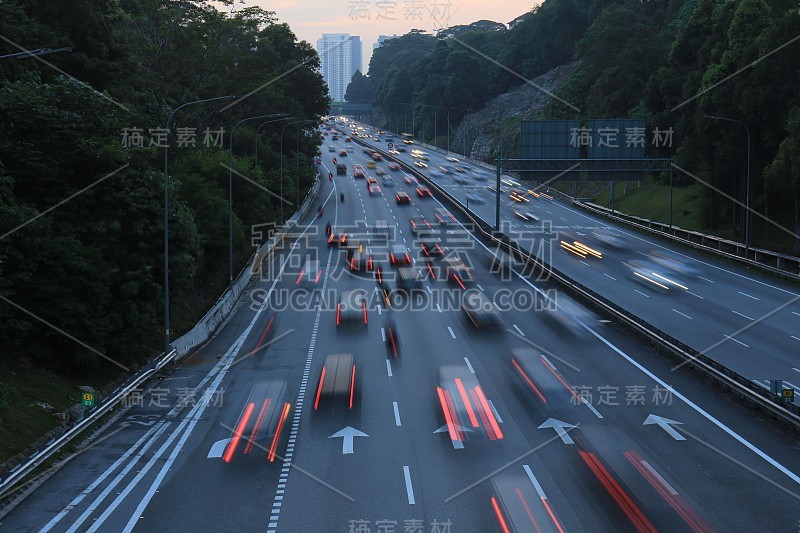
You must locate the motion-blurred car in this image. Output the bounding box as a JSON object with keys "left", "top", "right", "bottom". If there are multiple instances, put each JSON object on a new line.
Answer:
{"left": 446, "top": 156, "right": 460, "bottom": 162}
{"left": 404, "top": 175, "right": 418, "bottom": 185}
{"left": 625, "top": 259, "right": 689, "bottom": 292}
{"left": 410, "top": 216, "right": 431, "bottom": 234}
{"left": 222, "top": 380, "right": 292, "bottom": 463}
{"left": 419, "top": 234, "right": 445, "bottom": 257}
{"left": 593, "top": 228, "right": 627, "bottom": 249}
{"left": 367, "top": 161, "right": 377, "bottom": 169}
{"left": 462, "top": 290, "right": 502, "bottom": 328}
{"left": 434, "top": 207, "right": 456, "bottom": 224}
{"left": 313, "top": 354, "right": 359, "bottom": 413}
{"left": 514, "top": 210, "right": 539, "bottom": 222}
{"left": 368, "top": 184, "right": 382, "bottom": 195}
{"left": 393, "top": 266, "right": 424, "bottom": 293}
{"left": 336, "top": 290, "right": 368, "bottom": 326}
{"left": 414, "top": 161, "right": 428, "bottom": 168}
{"left": 352, "top": 164, "right": 365, "bottom": 178}
{"left": 295, "top": 259, "right": 322, "bottom": 287}
{"left": 541, "top": 293, "right": 592, "bottom": 336}
{"left": 417, "top": 185, "right": 433, "bottom": 197}
{"left": 395, "top": 191, "right": 411, "bottom": 204}
{"left": 375, "top": 167, "right": 387, "bottom": 176}
{"left": 465, "top": 193, "right": 483, "bottom": 205}
{"left": 560, "top": 238, "right": 603, "bottom": 259}
{"left": 648, "top": 249, "right": 701, "bottom": 277}
{"left": 390, "top": 244, "right": 412, "bottom": 265}
{"left": 443, "top": 256, "right": 474, "bottom": 289}
{"left": 436, "top": 365, "right": 503, "bottom": 449}
{"left": 388, "top": 162, "right": 401, "bottom": 171}
{"left": 510, "top": 348, "right": 578, "bottom": 411}
{"left": 338, "top": 149, "right": 348, "bottom": 157}
{"left": 491, "top": 474, "right": 565, "bottom": 533}
{"left": 327, "top": 231, "right": 348, "bottom": 247}
{"left": 384, "top": 318, "right": 400, "bottom": 358}
{"left": 382, "top": 177, "right": 396, "bottom": 187}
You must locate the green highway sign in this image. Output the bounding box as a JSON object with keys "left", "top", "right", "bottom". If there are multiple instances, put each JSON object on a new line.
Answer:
{"left": 82, "top": 392, "right": 95, "bottom": 407}
{"left": 782, "top": 388, "right": 794, "bottom": 403}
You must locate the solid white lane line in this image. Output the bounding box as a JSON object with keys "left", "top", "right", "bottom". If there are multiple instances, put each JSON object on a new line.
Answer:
{"left": 512, "top": 324, "right": 525, "bottom": 337}
{"left": 582, "top": 398, "right": 604, "bottom": 419}
{"left": 738, "top": 291, "right": 759, "bottom": 300}
{"left": 448, "top": 326, "right": 456, "bottom": 339}
{"left": 464, "top": 357, "right": 475, "bottom": 373}
{"left": 522, "top": 465, "right": 548, "bottom": 500}
{"left": 44, "top": 423, "right": 170, "bottom": 532}
{"left": 732, "top": 310, "right": 754, "bottom": 321}
{"left": 393, "top": 402, "right": 401, "bottom": 426}
{"left": 672, "top": 309, "right": 693, "bottom": 320}
{"left": 634, "top": 289, "right": 650, "bottom": 298}
{"left": 403, "top": 466, "right": 416, "bottom": 505}
{"left": 583, "top": 325, "right": 800, "bottom": 487}
{"left": 386, "top": 359, "right": 393, "bottom": 377}
{"left": 724, "top": 334, "right": 750, "bottom": 348}
{"left": 604, "top": 273, "right": 617, "bottom": 280}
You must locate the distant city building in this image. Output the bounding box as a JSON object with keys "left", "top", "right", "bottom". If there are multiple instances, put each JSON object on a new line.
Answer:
{"left": 373, "top": 34, "right": 399, "bottom": 50}
{"left": 316, "top": 34, "right": 362, "bottom": 101}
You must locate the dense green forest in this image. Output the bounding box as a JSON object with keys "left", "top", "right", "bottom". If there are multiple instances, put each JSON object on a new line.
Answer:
{"left": 364, "top": 0, "right": 800, "bottom": 252}
{"left": 0, "top": 0, "right": 328, "bottom": 382}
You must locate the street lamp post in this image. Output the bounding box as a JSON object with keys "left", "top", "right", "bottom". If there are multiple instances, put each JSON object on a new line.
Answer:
{"left": 280, "top": 119, "right": 317, "bottom": 221}
{"left": 295, "top": 120, "right": 318, "bottom": 207}
{"left": 229, "top": 113, "right": 287, "bottom": 286}
{"left": 255, "top": 117, "right": 290, "bottom": 168}
{"left": 163, "top": 94, "right": 236, "bottom": 357}
{"left": 704, "top": 114, "right": 751, "bottom": 254}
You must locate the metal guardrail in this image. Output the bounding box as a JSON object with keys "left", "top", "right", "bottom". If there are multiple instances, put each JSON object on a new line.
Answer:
{"left": 359, "top": 138, "right": 800, "bottom": 432}
{"left": 0, "top": 176, "right": 322, "bottom": 499}
{"left": 575, "top": 201, "right": 800, "bottom": 281}
{"left": 405, "top": 134, "right": 800, "bottom": 280}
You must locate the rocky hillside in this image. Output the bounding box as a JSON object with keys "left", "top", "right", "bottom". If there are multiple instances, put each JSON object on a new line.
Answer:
{"left": 453, "top": 61, "right": 581, "bottom": 161}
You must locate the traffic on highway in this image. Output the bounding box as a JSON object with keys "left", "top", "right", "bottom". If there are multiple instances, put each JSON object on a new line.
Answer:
{"left": 4, "top": 119, "right": 800, "bottom": 532}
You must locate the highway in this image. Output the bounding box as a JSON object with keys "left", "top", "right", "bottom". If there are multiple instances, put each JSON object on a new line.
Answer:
{"left": 2, "top": 125, "right": 800, "bottom": 532}
{"left": 348, "top": 123, "right": 800, "bottom": 396}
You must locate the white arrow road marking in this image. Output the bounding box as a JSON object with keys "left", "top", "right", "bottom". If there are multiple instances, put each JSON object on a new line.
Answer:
{"left": 207, "top": 438, "right": 233, "bottom": 459}
{"left": 643, "top": 414, "right": 686, "bottom": 441}
{"left": 538, "top": 418, "right": 577, "bottom": 445}
{"left": 329, "top": 426, "right": 369, "bottom": 454}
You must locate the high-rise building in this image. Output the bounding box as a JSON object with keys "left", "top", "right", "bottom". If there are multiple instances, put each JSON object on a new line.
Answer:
{"left": 373, "top": 34, "right": 399, "bottom": 50}
{"left": 316, "top": 34, "right": 362, "bottom": 102}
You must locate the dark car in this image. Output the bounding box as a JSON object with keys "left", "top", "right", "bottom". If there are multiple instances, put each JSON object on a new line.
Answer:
{"left": 436, "top": 365, "right": 503, "bottom": 449}
{"left": 390, "top": 244, "right": 412, "bottom": 265}
{"left": 313, "top": 354, "right": 359, "bottom": 413}
{"left": 337, "top": 290, "right": 368, "bottom": 326}
{"left": 222, "top": 380, "right": 292, "bottom": 463}
{"left": 491, "top": 474, "right": 564, "bottom": 532}
{"left": 462, "top": 290, "right": 502, "bottom": 328}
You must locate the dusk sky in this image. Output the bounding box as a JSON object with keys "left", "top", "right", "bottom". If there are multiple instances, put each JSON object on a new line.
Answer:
{"left": 254, "top": 0, "right": 536, "bottom": 72}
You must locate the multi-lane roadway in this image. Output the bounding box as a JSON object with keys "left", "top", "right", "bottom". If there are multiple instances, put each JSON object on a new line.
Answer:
{"left": 2, "top": 125, "right": 799, "bottom": 532}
